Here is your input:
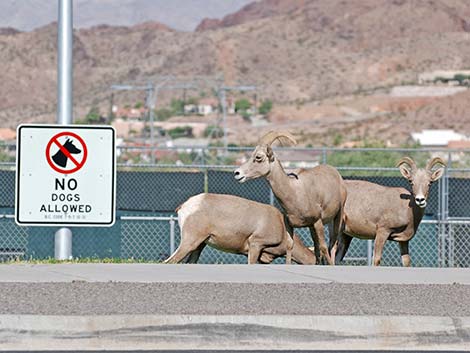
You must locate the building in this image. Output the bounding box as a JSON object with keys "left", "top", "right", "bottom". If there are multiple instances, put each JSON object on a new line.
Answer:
{"left": 113, "top": 105, "right": 148, "bottom": 120}
{"left": 0, "top": 128, "right": 16, "bottom": 141}
{"left": 184, "top": 97, "right": 219, "bottom": 116}
{"left": 418, "top": 70, "right": 470, "bottom": 84}
{"left": 411, "top": 129, "right": 468, "bottom": 147}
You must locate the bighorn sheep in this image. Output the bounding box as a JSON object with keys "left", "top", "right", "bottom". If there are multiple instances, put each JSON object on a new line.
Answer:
{"left": 234, "top": 131, "right": 347, "bottom": 265}
{"left": 164, "top": 193, "right": 316, "bottom": 264}
{"left": 335, "top": 157, "right": 446, "bottom": 267}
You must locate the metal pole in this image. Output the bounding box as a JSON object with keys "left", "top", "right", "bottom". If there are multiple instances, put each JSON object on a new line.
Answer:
{"left": 438, "top": 177, "right": 445, "bottom": 267}
{"left": 169, "top": 217, "right": 176, "bottom": 254}
{"left": 55, "top": 228, "right": 72, "bottom": 259}
{"left": 448, "top": 222, "right": 454, "bottom": 267}
{"left": 55, "top": 0, "right": 73, "bottom": 260}
{"left": 57, "top": 0, "right": 73, "bottom": 124}
{"left": 269, "top": 189, "right": 275, "bottom": 206}
{"left": 367, "top": 240, "right": 373, "bottom": 266}
{"left": 446, "top": 152, "right": 452, "bottom": 267}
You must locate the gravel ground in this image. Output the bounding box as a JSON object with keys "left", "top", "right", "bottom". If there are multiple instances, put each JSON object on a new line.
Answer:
{"left": 0, "top": 282, "right": 469, "bottom": 316}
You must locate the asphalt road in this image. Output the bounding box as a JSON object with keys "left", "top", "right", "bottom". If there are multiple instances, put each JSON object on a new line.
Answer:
{"left": 0, "top": 264, "right": 469, "bottom": 316}
{"left": 0, "top": 282, "right": 469, "bottom": 316}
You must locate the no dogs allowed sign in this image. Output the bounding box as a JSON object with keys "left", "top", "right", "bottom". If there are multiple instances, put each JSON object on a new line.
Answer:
{"left": 15, "top": 125, "right": 116, "bottom": 226}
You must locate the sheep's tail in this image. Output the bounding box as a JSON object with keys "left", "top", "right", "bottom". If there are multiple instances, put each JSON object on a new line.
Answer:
{"left": 175, "top": 204, "right": 182, "bottom": 213}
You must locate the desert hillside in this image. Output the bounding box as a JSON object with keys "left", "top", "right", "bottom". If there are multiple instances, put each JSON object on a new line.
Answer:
{"left": 1, "top": 0, "right": 470, "bottom": 145}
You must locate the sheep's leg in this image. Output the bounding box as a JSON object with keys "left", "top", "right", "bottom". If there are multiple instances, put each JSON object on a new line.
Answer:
{"left": 328, "top": 223, "right": 337, "bottom": 260}
{"left": 163, "top": 235, "right": 203, "bottom": 264}
{"left": 163, "top": 246, "right": 190, "bottom": 264}
{"left": 335, "top": 232, "right": 353, "bottom": 264}
{"left": 259, "top": 251, "right": 275, "bottom": 264}
{"left": 247, "top": 242, "right": 263, "bottom": 264}
{"left": 311, "top": 220, "right": 334, "bottom": 265}
{"left": 399, "top": 241, "right": 411, "bottom": 267}
{"left": 329, "top": 210, "right": 343, "bottom": 260}
{"left": 285, "top": 245, "right": 292, "bottom": 265}
{"left": 185, "top": 242, "right": 207, "bottom": 264}
{"left": 285, "top": 222, "right": 294, "bottom": 265}
{"left": 309, "top": 226, "right": 321, "bottom": 265}
{"left": 373, "top": 228, "right": 389, "bottom": 266}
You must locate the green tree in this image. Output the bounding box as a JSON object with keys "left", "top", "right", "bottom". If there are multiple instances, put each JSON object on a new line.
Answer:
{"left": 0, "top": 149, "right": 12, "bottom": 162}
{"left": 241, "top": 111, "right": 251, "bottom": 122}
{"left": 235, "top": 98, "right": 251, "bottom": 112}
{"left": 134, "top": 101, "right": 144, "bottom": 109}
{"left": 85, "top": 106, "right": 100, "bottom": 124}
{"left": 333, "top": 133, "right": 343, "bottom": 146}
{"left": 204, "top": 125, "right": 223, "bottom": 138}
{"left": 454, "top": 74, "right": 470, "bottom": 85}
{"left": 170, "top": 99, "right": 185, "bottom": 115}
{"left": 168, "top": 126, "right": 193, "bottom": 139}
{"left": 186, "top": 97, "right": 199, "bottom": 105}
{"left": 258, "top": 99, "right": 273, "bottom": 115}
{"left": 155, "top": 108, "right": 172, "bottom": 121}
{"left": 327, "top": 140, "right": 430, "bottom": 176}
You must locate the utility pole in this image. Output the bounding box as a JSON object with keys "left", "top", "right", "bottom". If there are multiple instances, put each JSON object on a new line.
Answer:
{"left": 216, "top": 85, "right": 256, "bottom": 151}
{"left": 111, "top": 83, "right": 155, "bottom": 162}
{"left": 108, "top": 92, "right": 114, "bottom": 124}
{"left": 111, "top": 77, "right": 175, "bottom": 163}
{"left": 55, "top": 0, "right": 73, "bottom": 260}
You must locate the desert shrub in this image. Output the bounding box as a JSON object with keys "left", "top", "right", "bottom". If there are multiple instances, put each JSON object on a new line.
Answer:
{"left": 258, "top": 99, "right": 273, "bottom": 115}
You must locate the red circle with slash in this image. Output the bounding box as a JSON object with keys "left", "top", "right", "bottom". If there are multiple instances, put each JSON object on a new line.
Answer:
{"left": 45, "top": 132, "right": 88, "bottom": 174}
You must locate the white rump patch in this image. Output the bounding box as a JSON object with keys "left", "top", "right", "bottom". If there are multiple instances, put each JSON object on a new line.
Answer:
{"left": 177, "top": 194, "right": 205, "bottom": 231}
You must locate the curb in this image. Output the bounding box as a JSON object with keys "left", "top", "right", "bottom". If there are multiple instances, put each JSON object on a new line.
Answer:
{"left": 0, "top": 314, "right": 469, "bottom": 351}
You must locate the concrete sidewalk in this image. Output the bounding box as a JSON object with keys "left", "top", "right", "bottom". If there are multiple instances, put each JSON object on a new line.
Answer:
{"left": 0, "top": 263, "right": 469, "bottom": 284}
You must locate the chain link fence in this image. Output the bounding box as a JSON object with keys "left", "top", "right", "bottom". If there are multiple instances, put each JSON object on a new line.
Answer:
{"left": 0, "top": 143, "right": 469, "bottom": 266}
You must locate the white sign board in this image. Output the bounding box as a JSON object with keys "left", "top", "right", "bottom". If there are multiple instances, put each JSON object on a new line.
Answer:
{"left": 15, "top": 124, "right": 116, "bottom": 226}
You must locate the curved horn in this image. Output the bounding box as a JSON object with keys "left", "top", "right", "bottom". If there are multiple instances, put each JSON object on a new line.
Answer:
{"left": 396, "top": 156, "right": 417, "bottom": 171}
{"left": 259, "top": 131, "right": 297, "bottom": 147}
{"left": 426, "top": 157, "right": 446, "bottom": 171}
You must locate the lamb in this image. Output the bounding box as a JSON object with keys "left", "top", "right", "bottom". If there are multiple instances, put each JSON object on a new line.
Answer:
{"left": 164, "top": 193, "right": 316, "bottom": 264}
{"left": 335, "top": 157, "right": 446, "bottom": 266}
{"left": 234, "top": 131, "right": 347, "bottom": 265}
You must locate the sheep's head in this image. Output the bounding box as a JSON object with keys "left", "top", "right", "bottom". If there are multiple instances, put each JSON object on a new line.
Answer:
{"left": 397, "top": 156, "right": 446, "bottom": 208}
{"left": 234, "top": 131, "right": 297, "bottom": 183}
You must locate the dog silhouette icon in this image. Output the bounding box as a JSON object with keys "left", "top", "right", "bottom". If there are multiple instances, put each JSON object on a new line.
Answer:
{"left": 52, "top": 138, "right": 82, "bottom": 168}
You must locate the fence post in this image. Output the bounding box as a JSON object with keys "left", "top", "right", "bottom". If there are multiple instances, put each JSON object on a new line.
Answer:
{"left": 438, "top": 177, "right": 444, "bottom": 267}
{"left": 203, "top": 168, "right": 209, "bottom": 193}
{"left": 169, "top": 216, "right": 176, "bottom": 254}
{"left": 269, "top": 189, "right": 274, "bottom": 206}
{"left": 448, "top": 222, "right": 454, "bottom": 267}
{"left": 322, "top": 148, "right": 327, "bottom": 164}
{"left": 367, "top": 239, "right": 373, "bottom": 266}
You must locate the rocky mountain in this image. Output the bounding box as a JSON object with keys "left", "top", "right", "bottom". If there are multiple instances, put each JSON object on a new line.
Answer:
{"left": 0, "top": 0, "right": 253, "bottom": 31}
{"left": 1, "top": 0, "right": 470, "bottom": 144}
{"left": 196, "top": 0, "right": 302, "bottom": 31}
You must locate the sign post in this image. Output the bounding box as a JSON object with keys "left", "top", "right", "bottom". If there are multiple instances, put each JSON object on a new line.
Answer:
{"left": 56, "top": 0, "right": 74, "bottom": 259}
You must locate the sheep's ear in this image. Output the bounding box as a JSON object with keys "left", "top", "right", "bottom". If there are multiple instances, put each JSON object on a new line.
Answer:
{"left": 266, "top": 146, "right": 275, "bottom": 162}
{"left": 431, "top": 167, "right": 445, "bottom": 182}
{"left": 399, "top": 165, "right": 412, "bottom": 180}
